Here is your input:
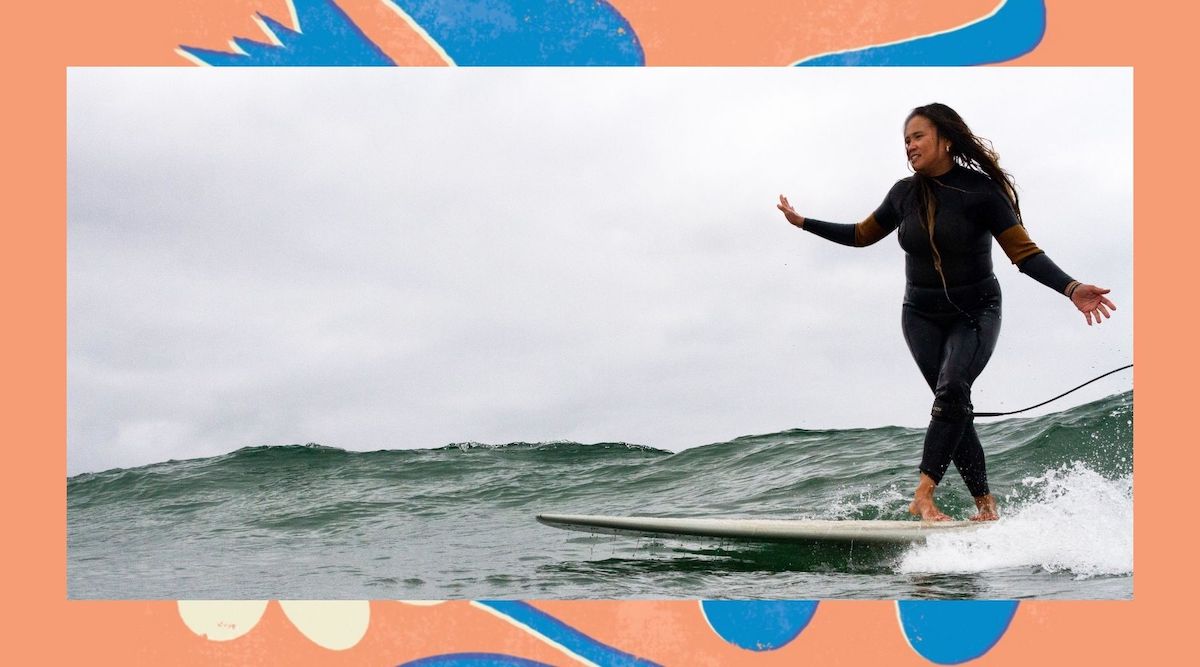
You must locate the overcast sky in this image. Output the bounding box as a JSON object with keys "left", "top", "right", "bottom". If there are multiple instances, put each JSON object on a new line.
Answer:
{"left": 67, "top": 67, "right": 1133, "bottom": 475}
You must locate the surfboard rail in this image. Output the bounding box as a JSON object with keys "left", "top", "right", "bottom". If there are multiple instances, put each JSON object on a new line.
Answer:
{"left": 536, "top": 513, "right": 982, "bottom": 545}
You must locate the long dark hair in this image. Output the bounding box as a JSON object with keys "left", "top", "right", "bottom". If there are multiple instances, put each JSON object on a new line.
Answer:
{"left": 906, "top": 103, "right": 1022, "bottom": 288}
{"left": 907, "top": 102, "right": 1022, "bottom": 224}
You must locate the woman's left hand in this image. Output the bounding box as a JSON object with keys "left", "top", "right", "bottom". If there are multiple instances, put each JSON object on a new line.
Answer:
{"left": 1070, "top": 284, "right": 1116, "bottom": 326}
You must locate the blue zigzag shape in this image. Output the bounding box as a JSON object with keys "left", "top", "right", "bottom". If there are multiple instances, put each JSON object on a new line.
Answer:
{"left": 474, "top": 601, "right": 660, "bottom": 667}
{"left": 179, "top": 0, "right": 643, "bottom": 66}
{"left": 179, "top": 0, "right": 394, "bottom": 66}
{"left": 897, "top": 600, "right": 1020, "bottom": 664}
{"left": 700, "top": 600, "right": 819, "bottom": 651}
{"left": 177, "top": 0, "right": 393, "bottom": 65}
{"left": 795, "top": 0, "right": 1045, "bottom": 66}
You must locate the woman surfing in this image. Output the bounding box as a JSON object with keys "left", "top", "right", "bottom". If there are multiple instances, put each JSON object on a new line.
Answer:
{"left": 776, "top": 103, "right": 1117, "bottom": 522}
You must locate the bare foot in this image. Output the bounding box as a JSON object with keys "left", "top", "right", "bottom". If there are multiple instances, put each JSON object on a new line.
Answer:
{"left": 909, "top": 473, "right": 952, "bottom": 521}
{"left": 968, "top": 494, "right": 999, "bottom": 522}
{"left": 909, "top": 497, "right": 952, "bottom": 522}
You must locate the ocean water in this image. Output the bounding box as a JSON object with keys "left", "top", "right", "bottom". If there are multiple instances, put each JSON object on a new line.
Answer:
{"left": 68, "top": 391, "right": 1132, "bottom": 600}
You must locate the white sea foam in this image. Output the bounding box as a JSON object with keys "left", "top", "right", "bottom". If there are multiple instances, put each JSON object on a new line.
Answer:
{"left": 826, "top": 483, "right": 908, "bottom": 520}
{"left": 897, "top": 462, "right": 1132, "bottom": 579}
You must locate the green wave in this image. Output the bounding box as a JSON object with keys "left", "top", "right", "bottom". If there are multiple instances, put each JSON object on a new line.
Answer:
{"left": 68, "top": 391, "right": 1131, "bottom": 525}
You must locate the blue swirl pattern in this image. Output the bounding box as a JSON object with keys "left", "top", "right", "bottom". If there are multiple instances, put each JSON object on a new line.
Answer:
{"left": 795, "top": 0, "right": 1045, "bottom": 66}
{"left": 474, "top": 601, "right": 660, "bottom": 667}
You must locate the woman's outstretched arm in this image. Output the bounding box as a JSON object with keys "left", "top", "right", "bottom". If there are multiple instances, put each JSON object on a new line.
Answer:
{"left": 777, "top": 194, "right": 894, "bottom": 247}
{"left": 989, "top": 212, "right": 1117, "bottom": 326}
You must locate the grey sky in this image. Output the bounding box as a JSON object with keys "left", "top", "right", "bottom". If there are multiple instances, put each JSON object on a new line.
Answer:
{"left": 67, "top": 67, "right": 1133, "bottom": 475}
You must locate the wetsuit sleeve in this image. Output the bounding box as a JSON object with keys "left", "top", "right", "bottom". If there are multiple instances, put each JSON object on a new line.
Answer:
{"left": 802, "top": 184, "right": 900, "bottom": 248}
{"left": 1016, "top": 252, "right": 1076, "bottom": 295}
{"left": 979, "top": 188, "right": 1077, "bottom": 295}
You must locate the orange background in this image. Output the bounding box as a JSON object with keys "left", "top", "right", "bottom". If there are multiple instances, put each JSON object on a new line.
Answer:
{"left": 4, "top": 0, "right": 1181, "bottom": 663}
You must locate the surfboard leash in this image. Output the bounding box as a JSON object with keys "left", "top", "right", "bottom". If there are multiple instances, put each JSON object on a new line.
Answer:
{"left": 974, "top": 363, "right": 1132, "bottom": 418}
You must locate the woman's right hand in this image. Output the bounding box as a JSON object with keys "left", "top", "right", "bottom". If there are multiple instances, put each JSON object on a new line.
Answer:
{"left": 1070, "top": 284, "right": 1117, "bottom": 326}
{"left": 777, "top": 195, "right": 805, "bottom": 228}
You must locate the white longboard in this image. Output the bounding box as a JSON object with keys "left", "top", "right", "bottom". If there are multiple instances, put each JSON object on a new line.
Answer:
{"left": 536, "top": 513, "right": 982, "bottom": 545}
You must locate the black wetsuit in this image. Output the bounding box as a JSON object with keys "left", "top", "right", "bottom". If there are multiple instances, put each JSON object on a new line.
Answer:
{"left": 801, "top": 165, "right": 1075, "bottom": 496}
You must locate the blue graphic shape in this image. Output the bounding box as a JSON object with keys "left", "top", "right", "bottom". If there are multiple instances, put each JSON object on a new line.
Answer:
{"left": 180, "top": 0, "right": 643, "bottom": 67}
{"left": 391, "top": 0, "right": 642, "bottom": 65}
{"left": 700, "top": 600, "right": 819, "bottom": 651}
{"left": 400, "top": 653, "right": 554, "bottom": 667}
{"left": 475, "top": 601, "right": 660, "bottom": 667}
{"left": 179, "top": 0, "right": 395, "bottom": 66}
{"left": 796, "top": 0, "right": 1045, "bottom": 66}
{"left": 897, "top": 600, "right": 1019, "bottom": 665}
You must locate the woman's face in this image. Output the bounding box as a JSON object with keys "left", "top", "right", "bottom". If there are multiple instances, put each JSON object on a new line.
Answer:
{"left": 904, "top": 115, "right": 953, "bottom": 175}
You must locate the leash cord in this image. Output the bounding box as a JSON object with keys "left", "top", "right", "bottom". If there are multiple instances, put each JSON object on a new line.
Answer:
{"left": 975, "top": 364, "right": 1133, "bottom": 418}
